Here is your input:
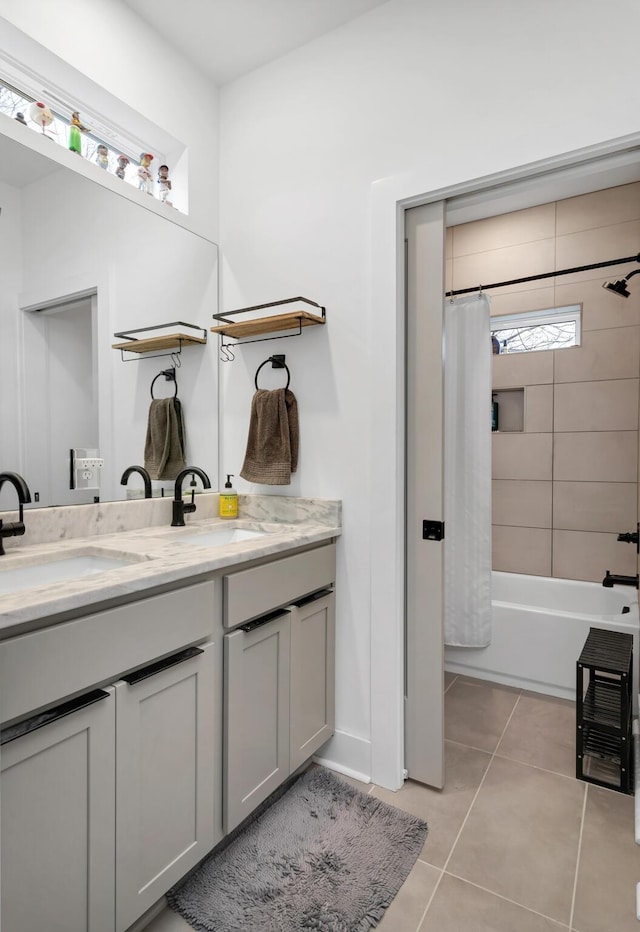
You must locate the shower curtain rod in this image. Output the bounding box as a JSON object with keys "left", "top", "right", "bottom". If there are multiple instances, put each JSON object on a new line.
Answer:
{"left": 445, "top": 252, "right": 640, "bottom": 298}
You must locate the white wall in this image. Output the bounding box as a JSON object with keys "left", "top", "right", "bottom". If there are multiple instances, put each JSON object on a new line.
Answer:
{"left": 0, "top": 181, "right": 22, "bottom": 504}
{"left": 0, "top": 0, "right": 220, "bottom": 242}
{"left": 218, "top": 0, "right": 640, "bottom": 780}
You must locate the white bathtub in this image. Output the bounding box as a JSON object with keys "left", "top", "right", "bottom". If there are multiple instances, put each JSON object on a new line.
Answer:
{"left": 444, "top": 571, "right": 640, "bottom": 702}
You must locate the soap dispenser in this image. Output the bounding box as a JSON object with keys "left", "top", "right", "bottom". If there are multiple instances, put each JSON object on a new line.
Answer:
{"left": 219, "top": 474, "right": 238, "bottom": 518}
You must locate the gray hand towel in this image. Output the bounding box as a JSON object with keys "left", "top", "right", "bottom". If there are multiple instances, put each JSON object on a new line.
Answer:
{"left": 240, "top": 388, "right": 299, "bottom": 485}
{"left": 144, "top": 397, "right": 186, "bottom": 480}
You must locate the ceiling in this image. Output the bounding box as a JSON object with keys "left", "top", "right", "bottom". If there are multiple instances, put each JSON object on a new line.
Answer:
{"left": 122, "top": 0, "right": 389, "bottom": 86}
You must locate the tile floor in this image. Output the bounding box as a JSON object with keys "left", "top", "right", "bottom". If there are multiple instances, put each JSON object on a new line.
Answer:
{"left": 143, "top": 673, "right": 640, "bottom": 932}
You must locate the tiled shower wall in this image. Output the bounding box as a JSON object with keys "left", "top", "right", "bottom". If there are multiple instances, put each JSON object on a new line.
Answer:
{"left": 447, "top": 182, "right": 640, "bottom": 581}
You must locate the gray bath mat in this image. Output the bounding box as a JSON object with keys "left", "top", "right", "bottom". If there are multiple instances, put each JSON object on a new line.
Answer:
{"left": 167, "top": 766, "right": 428, "bottom": 931}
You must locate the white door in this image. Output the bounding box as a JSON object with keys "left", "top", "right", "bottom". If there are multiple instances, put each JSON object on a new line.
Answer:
{"left": 404, "top": 201, "right": 446, "bottom": 788}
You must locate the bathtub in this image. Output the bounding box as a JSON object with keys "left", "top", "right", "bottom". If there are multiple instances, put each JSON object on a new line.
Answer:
{"left": 444, "top": 571, "right": 640, "bottom": 702}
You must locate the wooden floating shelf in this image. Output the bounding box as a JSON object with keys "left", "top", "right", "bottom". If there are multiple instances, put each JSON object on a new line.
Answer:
{"left": 210, "top": 310, "right": 325, "bottom": 340}
{"left": 112, "top": 332, "right": 208, "bottom": 354}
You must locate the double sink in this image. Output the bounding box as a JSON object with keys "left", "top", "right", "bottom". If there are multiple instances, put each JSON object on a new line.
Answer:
{"left": 0, "top": 524, "right": 271, "bottom": 597}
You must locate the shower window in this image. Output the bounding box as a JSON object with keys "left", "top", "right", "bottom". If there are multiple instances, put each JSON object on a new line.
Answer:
{"left": 491, "top": 304, "right": 581, "bottom": 354}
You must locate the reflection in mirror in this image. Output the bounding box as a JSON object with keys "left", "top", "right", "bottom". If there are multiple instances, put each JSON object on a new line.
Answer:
{"left": 0, "top": 127, "right": 219, "bottom": 510}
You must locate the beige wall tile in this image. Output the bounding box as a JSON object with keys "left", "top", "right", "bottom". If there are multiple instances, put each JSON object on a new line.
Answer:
{"left": 452, "top": 239, "right": 556, "bottom": 294}
{"left": 553, "top": 481, "right": 637, "bottom": 532}
{"left": 554, "top": 379, "right": 639, "bottom": 432}
{"left": 524, "top": 384, "right": 553, "bottom": 432}
{"left": 555, "top": 220, "right": 640, "bottom": 285}
{"left": 555, "top": 279, "right": 640, "bottom": 331}
{"left": 445, "top": 257, "right": 452, "bottom": 292}
{"left": 492, "top": 480, "right": 552, "bottom": 528}
{"left": 556, "top": 182, "right": 640, "bottom": 236}
{"left": 452, "top": 203, "right": 556, "bottom": 258}
{"left": 554, "top": 431, "right": 638, "bottom": 482}
{"left": 553, "top": 529, "right": 637, "bottom": 581}
{"left": 492, "top": 433, "right": 552, "bottom": 480}
{"left": 492, "top": 526, "right": 551, "bottom": 575}
{"left": 445, "top": 225, "right": 453, "bottom": 258}
{"left": 492, "top": 349, "right": 553, "bottom": 389}
{"left": 489, "top": 286, "right": 556, "bottom": 318}
{"left": 554, "top": 327, "right": 640, "bottom": 383}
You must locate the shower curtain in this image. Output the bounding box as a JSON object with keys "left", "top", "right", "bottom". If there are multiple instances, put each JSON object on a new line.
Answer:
{"left": 444, "top": 293, "right": 492, "bottom": 647}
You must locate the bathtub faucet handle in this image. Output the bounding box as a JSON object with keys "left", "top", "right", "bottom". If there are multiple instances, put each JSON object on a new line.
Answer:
{"left": 616, "top": 523, "right": 639, "bottom": 553}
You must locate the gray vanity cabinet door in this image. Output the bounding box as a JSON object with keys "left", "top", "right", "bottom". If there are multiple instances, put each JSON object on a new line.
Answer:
{"left": 289, "top": 591, "right": 336, "bottom": 771}
{"left": 1, "top": 688, "right": 116, "bottom": 932}
{"left": 224, "top": 613, "right": 291, "bottom": 833}
{"left": 114, "top": 642, "right": 216, "bottom": 932}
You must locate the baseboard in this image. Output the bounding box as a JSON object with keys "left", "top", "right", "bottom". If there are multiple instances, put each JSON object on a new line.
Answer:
{"left": 313, "top": 729, "right": 371, "bottom": 784}
{"left": 445, "top": 661, "right": 575, "bottom": 702}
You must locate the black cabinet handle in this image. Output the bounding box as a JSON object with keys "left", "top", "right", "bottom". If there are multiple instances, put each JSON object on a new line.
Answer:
{"left": 1, "top": 689, "right": 110, "bottom": 746}
{"left": 122, "top": 646, "right": 204, "bottom": 686}
{"left": 241, "top": 609, "right": 290, "bottom": 633}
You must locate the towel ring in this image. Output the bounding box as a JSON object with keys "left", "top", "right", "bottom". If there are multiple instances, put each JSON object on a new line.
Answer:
{"left": 255, "top": 357, "right": 290, "bottom": 391}
{"left": 151, "top": 368, "right": 178, "bottom": 399}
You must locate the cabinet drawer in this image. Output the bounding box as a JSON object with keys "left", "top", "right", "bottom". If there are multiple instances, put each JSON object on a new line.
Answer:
{"left": 224, "top": 543, "right": 335, "bottom": 629}
{"left": 0, "top": 580, "right": 215, "bottom": 725}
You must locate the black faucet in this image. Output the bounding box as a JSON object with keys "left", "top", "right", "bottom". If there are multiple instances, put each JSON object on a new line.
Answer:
{"left": 602, "top": 570, "right": 639, "bottom": 589}
{"left": 0, "top": 472, "right": 32, "bottom": 556}
{"left": 172, "top": 467, "right": 211, "bottom": 526}
{"left": 120, "top": 465, "right": 153, "bottom": 499}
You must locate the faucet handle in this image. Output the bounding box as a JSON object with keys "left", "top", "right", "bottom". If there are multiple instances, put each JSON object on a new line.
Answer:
{"left": 616, "top": 523, "right": 639, "bottom": 552}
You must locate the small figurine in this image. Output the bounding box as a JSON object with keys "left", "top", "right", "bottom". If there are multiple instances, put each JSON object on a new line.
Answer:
{"left": 137, "top": 152, "right": 154, "bottom": 195}
{"left": 157, "top": 164, "right": 173, "bottom": 206}
{"left": 96, "top": 144, "right": 109, "bottom": 170}
{"left": 115, "top": 154, "right": 130, "bottom": 180}
{"left": 68, "top": 111, "right": 89, "bottom": 154}
{"left": 28, "top": 101, "right": 54, "bottom": 137}
{"left": 14, "top": 112, "right": 27, "bottom": 125}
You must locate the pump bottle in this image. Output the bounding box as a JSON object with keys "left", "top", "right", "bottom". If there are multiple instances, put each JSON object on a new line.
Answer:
{"left": 219, "top": 474, "right": 238, "bottom": 518}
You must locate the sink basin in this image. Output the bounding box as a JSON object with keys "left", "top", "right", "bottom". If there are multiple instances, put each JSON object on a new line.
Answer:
{"left": 0, "top": 553, "right": 138, "bottom": 596}
{"left": 169, "top": 527, "right": 268, "bottom": 548}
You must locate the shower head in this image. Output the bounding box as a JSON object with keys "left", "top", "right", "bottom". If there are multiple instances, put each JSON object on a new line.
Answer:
{"left": 603, "top": 267, "right": 640, "bottom": 298}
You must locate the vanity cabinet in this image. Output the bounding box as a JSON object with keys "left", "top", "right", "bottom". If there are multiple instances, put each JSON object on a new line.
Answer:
{"left": 115, "top": 643, "right": 216, "bottom": 932}
{"left": 223, "top": 544, "right": 336, "bottom": 833}
{"left": 0, "top": 580, "right": 218, "bottom": 932}
{"left": 224, "top": 612, "right": 292, "bottom": 830}
{"left": 1, "top": 689, "right": 116, "bottom": 932}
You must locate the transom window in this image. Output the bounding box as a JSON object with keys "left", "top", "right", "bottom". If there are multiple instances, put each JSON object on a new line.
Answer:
{"left": 491, "top": 305, "right": 581, "bottom": 354}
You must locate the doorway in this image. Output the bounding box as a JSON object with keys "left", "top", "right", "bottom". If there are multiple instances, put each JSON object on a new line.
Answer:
{"left": 21, "top": 294, "right": 98, "bottom": 507}
{"left": 370, "top": 135, "right": 640, "bottom": 791}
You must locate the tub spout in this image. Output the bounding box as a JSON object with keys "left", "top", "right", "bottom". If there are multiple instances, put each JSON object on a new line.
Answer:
{"left": 602, "top": 570, "right": 639, "bottom": 588}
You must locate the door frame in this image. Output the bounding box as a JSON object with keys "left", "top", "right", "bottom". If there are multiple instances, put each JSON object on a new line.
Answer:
{"left": 369, "top": 131, "right": 640, "bottom": 791}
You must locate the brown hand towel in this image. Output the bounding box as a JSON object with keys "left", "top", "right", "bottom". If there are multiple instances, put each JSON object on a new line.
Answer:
{"left": 240, "top": 388, "right": 299, "bottom": 485}
{"left": 144, "top": 397, "right": 186, "bottom": 480}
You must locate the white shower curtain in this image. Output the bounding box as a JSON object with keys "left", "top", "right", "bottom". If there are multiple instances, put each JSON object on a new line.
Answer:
{"left": 444, "top": 293, "right": 492, "bottom": 647}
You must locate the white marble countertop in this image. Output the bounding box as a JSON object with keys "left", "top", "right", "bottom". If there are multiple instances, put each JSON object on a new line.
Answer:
{"left": 0, "top": 495, "right": 341, "bottom": 638}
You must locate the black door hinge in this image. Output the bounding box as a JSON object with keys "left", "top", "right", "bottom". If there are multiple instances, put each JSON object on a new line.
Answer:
{"left": 423, "top": 520, "right": 444, "bottom": 541}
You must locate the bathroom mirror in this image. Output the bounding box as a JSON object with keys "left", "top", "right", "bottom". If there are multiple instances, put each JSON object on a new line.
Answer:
{"left": 0, "top": 126, "right": 219, "bottom": 509}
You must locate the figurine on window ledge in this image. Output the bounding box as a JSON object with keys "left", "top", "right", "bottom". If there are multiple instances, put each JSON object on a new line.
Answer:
{"left": 96, "top": 144, "right": 109, "bottom": 170}
{"left": 68, "top": 111, "right": 89, "bottom": 154}
{"left": 14, "top": 112, "right": 27, "bottom": 126}
{"left": 137, "top": 152, "right": 154, "bottom": 194}
{"left": 115, "top": 154, "right": 130, "bottom": 180}
{"left": 28, "top": 101, "right": 54, "bottom": 138}
{"left": 157, "top": 164, "right": 173, "bottom": 206}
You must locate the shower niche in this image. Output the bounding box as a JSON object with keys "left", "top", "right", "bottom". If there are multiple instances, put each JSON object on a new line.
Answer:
{"left": 491, "top": 388, "right": 524, "bottom": 432}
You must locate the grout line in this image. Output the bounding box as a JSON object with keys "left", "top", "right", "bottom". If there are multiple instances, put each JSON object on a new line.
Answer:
{"left": 443, "top": 870, "right": 572, "bottom": 929}
{"left": 415, "top": 695, "right": 523, "bottom": 931}
{"left": 568, "top": 782, "right": 588, "bottom": 931}
{"left": 444, "top": 674, "right": 458, "bottom": 694}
